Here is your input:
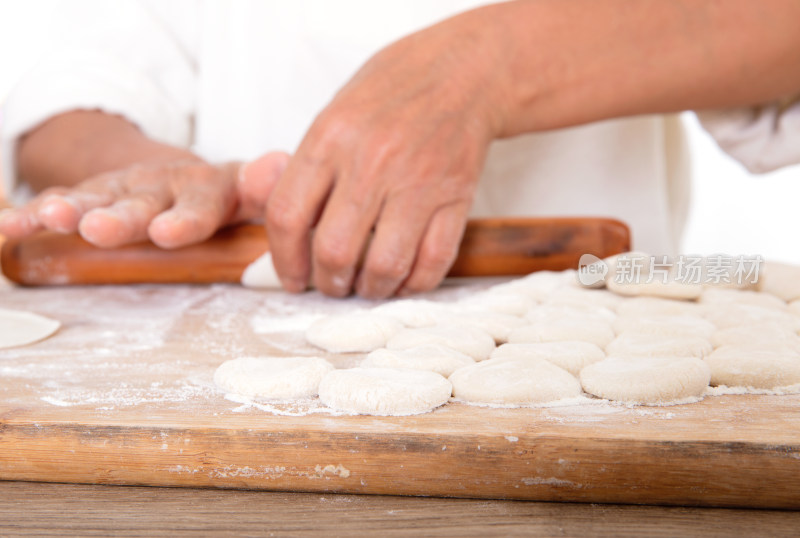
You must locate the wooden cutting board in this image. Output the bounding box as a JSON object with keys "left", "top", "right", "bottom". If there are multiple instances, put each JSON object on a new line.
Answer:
{"left": 0, "top": 281, "right": 798, "bottom": 509}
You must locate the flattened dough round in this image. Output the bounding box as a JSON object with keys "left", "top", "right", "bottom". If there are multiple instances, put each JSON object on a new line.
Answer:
{"left": 490, "top": 341, "right": 605, "bottom": 376}
{"left": 615, "top": 296, "right": 703, "bottom": 317}
{"left": 456, "top": 291, "right": 536, "bottom": 316}
{"left": 606, "top": 333, "right": 712, "bottom": 359}
{"left": 0, "top": 308, "right": 60, "bottom": 349}
{"left": 580, "top": 356, "right": 711, "bottom": 404}
{"left": 213, "top": 357, "right": 334, "bottom": 399}
{"left": 612, "top": 315, "right": 715, "bottom": 340}
{"left": 703, "top": 304, "right": 800, "bottom": 330}
{"left": 449, "top": 357, "right": 581, "bottom": 405}
{"left": 371, "top": 299, "right": 453, "bottom": 328}
{"left": 700, "top": 288, "right": 787, "bottom": 310}
{"left": 526, "top": 304, "right": 616, "bottom": 324}
{"left": 305, "top": 312, "right": 402, "bottom": 353}
{"left": 705, "top": 344, "right": 800, "bottom": 389}
{"left": 362, "top": 345, "right": 475, "bottom": 377}
{"left": 710, "top": 323, "right": 800, "bottom": 348}
{"left": 318, "top": 367, "right": 452, "bottom": 416}
{"left": 451, "top": 311, "right": 526, "bottom": 343}
{"left": 387, "top": 325, "right": 495, "bottom": 361}
{"left": 508, "top": 319, "right": 615, "bottom": 348}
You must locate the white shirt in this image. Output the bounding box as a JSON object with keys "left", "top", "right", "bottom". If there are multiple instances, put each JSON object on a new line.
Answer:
{"left": 3, "top": 0, "right": 800, "bottom": 254}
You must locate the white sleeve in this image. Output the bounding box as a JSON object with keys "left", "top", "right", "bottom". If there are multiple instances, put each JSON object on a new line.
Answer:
{"left": 0, "top": 0, "right": 199, "bottom": 203}
{"left": 696, "top": 96, "right": 800, "bottom": 174}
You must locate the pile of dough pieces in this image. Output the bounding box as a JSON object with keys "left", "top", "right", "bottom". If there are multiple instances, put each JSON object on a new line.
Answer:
{"left": 215, "top": 253, "right": 800, "bottom": 416}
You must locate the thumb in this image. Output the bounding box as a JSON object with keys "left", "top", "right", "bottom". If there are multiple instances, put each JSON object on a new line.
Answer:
{"left": 236, "top": 151, "right": 291, "bottom": 222}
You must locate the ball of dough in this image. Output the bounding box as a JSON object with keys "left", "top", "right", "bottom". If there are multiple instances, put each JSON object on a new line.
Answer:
{"left": 605, "top": 333, "right": 712, "bottom": 359}
{"left": 612, "top": 315, "right": 716, "bottom": 340}
{"left": 318, "top": 367, "right": 452, "bottom": 416}
{"left": 508, "top": 319, "right": 615, "bottom": 348}
{"left": 213, "top": 357, "right": 334, "bottom": 399}
{"left": 371, "top": 299, "right": 454, "bottom": 328}
{"left": 386, "top": 325, "right": 496, "bottom": 361}
{"left": 490, "top": 341, "right": 605, "bottom": 376}
{"left": 305, "top": 312, "right": 403, "bottom": 353}
{"left": 362, "top": 345, "right": 475, "bottom": 377}
{"left": 705, "top": 344, "right": 800, "bottom": 389}
{"left": 580, "top": 356, "right": 711, "bottom": 404}
{"left": 449, "top": 357, "right": 581, "bottom": 405}
{"left": 0, "top": 308, "right": 61, "bottom": 349}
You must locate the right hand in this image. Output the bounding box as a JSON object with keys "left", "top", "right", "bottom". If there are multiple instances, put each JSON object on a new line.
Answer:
{"left": 0, "top": 152, "right": 289, "bottom": 249}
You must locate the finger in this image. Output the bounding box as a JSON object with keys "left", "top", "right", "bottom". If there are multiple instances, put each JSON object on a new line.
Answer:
{"left": 0, "top": 205, "right": 42, "bottom": 238}
{"left": 396, "top": 202, "right": 470, "bottom": 296}
{"left": 237, "top": 151, "right": 291, "bottom": 222}
{"left": 0, "top": 187, "right": 69, "bottom": 237}
{"left": 266, "top": 151, "right": 336, "bottom": 293}
{"left": 354, "top": 196, "right": 432, "bottom": 299}
{"left": 148, "top": 174, "right": 238, "bottom": 249}
{"left": 78, "top": 189, "right": 172, "bottom": 248}
{"left": 310, "top": 171, "right": 387, "bottom": 297}
{"left": 37, "top": 172, "right": 125, "bottom": 233}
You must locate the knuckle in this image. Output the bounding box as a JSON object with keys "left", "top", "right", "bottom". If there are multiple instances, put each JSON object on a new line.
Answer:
{"left": 314, "top": 238, "right": 356, "bottom": 273}
{"left": 266, "top": 197, "right": 305, "bottom": 233}
{"left": 366, "top": 253, "right": 410, "bottom": 282}
{"left": 401, "top": 272, "right": 441, "bottom": 295}
{"left": 420, "top": 242, "right": 458, "bottom": 272}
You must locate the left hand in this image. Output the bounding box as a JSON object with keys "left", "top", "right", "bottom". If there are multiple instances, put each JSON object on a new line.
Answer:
{"left": 265, "top": 7, "right": 509, "bottom": 299}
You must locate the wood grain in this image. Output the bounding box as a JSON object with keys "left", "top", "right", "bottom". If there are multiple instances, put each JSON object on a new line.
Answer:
{"left": 1, "top": 481, "right": 798, "bottom": 538}
{"left": 0, "top": 217, "right": 630, "bottom": 285}
{"left": 2, "top": 393, "right": 800, "bottom": 509}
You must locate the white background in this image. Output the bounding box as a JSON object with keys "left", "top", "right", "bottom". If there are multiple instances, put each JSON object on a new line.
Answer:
{"left": 2, "top": 0, "right": 799, "bottom": 262}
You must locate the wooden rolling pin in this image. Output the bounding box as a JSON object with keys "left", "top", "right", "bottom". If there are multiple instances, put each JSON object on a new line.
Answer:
{"left": 0, "top": 217, "right": 630, "bottom": 286}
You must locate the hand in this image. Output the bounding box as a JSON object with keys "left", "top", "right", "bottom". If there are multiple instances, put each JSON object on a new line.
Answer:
{"left": 0, "top": 152, "right": 289, "bottom": 248}
{"left": 265, "top": 9, "right": 507, "bottom": 299}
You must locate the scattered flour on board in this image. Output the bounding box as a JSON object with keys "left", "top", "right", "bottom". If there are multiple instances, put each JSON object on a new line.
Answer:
{"left": 3, "top": 279, "right": 799, "bottom": 420}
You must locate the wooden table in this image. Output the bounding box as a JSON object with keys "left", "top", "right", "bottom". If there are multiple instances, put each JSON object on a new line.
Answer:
{"left": 1, "top": 481, "right": 799, "bottom": 537}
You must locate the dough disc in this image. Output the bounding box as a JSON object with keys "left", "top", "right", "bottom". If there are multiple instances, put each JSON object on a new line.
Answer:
{"left": 705, "top": 344, "right": 800, "bottom": 389}
{"left": 490, "top": 341, "right": 605, "bottom": 376}
{"left": 213, "top": 356, "right": 334, "bottom": 399}
{"left": 580, "top": 356, "right": 711, "bottom": 404}
{"left": 305, "top": 312, "right": 403, "bottom": 353}
{"left": 387, "top": 325, "right": 495, "bottom": 361}
{"left": 606, "top": 333, "right": 712, "bottom": 359}
{"left": 449, "top": 357, "right": 581, "bottom": 405}
{"left": 0, "top": 308, "right": 61, "bottom": 349}
{"left": 361, "top": 345, "right": 475, "bottom": 377}
{"left": 318, "top": 367, "right": 452, "bottom": 416}
{"left": 508, "top": 319, "right": 615, "bottom": 348}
